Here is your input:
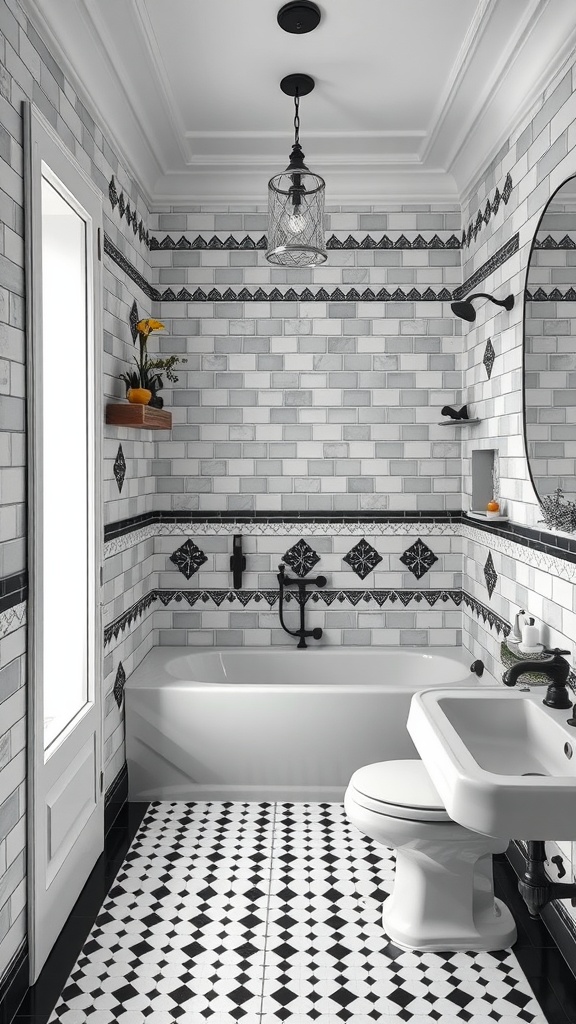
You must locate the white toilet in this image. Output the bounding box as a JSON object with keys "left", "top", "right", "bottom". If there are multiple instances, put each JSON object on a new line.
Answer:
{"left": 345, "top": 759, "right": 517, "bottom": 952}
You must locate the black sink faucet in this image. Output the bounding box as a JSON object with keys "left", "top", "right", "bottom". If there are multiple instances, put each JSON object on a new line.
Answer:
{"left": 277, "top": 562, "right": 327, "bottom": 649}
{"left": 502, "top": 648, "right": 572, "bottom": 709}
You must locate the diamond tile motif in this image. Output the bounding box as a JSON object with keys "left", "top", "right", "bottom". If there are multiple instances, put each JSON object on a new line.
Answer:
{"left": 343, "top": 538, "right": 382, "bottom": 579}
{"left": 108, "top": 175, "right": 118, "bottom": 209}
{"left": 170, "top": 538, "right": 208, "bottom": 579}
{"left": 484, "top": 551, "right": 498, "bottom": 598}
{"left": 400, "top": 538, "right": 438, "bottom": 579}
{"left": 48, "top": 800, "right": 547, "bottom": 1024}
{"left": 113, "top": 662, "right": 125, "bottom": 708}
{"left": 483, "top": 337, "right": 496, "bottom": 379}
{"left": 283, "top": 539, "right": 320, "bottom": 577}
{"left": 112, "top": 444, "right": 126, "bottom": 492}
{"left": 129, "top": 299, "right": 139, "bottom": 341}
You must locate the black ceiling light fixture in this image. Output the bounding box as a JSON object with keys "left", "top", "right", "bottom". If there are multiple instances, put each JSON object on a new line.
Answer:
{"left": 451, "top": 292, "right": 515, "bottom": 322}
{"left": 277, "top": 1, "right": 321, "bottom": 33}
{"left": 267, "top": 2, "right": 325, "bottom": 268}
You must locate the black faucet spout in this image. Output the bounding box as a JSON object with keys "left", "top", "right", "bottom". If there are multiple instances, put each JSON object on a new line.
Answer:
{"left": 502, "top": 648, "right": 572, "bottom": 709}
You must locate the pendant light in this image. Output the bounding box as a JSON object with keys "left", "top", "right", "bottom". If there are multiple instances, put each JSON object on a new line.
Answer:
{"left": 266, "top": 74, "right": 326, "bottom": 267}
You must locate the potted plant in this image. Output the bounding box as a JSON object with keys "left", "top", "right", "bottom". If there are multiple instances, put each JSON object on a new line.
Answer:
{"left": 119, "top": 318, "right": 186, "bottom": 407}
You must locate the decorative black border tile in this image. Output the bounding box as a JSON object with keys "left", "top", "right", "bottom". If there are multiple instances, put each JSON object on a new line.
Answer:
{"left": 103, "top": 234, "right": 160, "bottom": 301}
{"left": 149, "top": 232, "right": 462, "bottom": 251}
{"left": 104, "top": 509, "right": 463, "bottom": 541}
{"left": 533, "top": 233, "right": 576, "bottom": 249}
{"left": 526, "top": 287, "right": 576, "bottom": 301}
{"left": 108, "top": 177, "right": 149, "bottom": 247}
{"left": 103, "top": 588, "right": 465, "bottom": 645}
{"left": 454, "top": 233, "right": 520, "bottom": 300}
{"left": 462, "top": 592, "right": 510, "bottom": 636}
{"left": 155, "top": 284, "right": 454, "bottom": 302}
{"left": 102, "top": 507, "right": 576, "bottom": 573}
{"left": 462, "top": 173, "right": 513, "bottom": 248}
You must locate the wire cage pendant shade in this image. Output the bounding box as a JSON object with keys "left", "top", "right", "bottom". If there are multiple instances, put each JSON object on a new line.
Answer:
{"left": 266, "top": 76, "right": 326, "bottom": 267}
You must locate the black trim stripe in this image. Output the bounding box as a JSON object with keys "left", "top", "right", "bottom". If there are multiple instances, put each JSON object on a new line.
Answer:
{"left": 454, "top": 233, "right": 520, "bottom": 299}
{"left": 0, "top": 570, "right": 27, "bottom": 614}
{"left": 104, "top": 509, "right": 576, "bottom": 567}
{"left": 104, "top": 509, "right": 462, "bottom": 542}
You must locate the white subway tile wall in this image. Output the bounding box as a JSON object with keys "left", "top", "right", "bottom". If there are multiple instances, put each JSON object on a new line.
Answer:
{"left": 0, "top": 0, "right": 154, "bottom": 981}
{"left": 2, "top": 0, "right": 576, "bottom": 991}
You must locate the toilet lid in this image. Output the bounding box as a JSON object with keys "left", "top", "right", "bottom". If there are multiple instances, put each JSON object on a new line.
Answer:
{"left": 348, "top": 760, "right": 451, "bottom": 821}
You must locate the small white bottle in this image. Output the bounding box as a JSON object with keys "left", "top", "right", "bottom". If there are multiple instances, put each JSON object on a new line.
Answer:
{"left": 519, "top": 617, "right": 543, "bottom": 655}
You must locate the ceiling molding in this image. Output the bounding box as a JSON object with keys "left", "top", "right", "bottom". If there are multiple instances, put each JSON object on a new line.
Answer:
{"left": 20, "top": 0, "right": 160, "bottom": 205}
{"left": 453, "top": 0, "right": 576, "bottom": 199}
{"left": 19, "top": 0, "right": 576, "bottom": 207}
{"left": 420, "top": 0, "right": 495, "bottom": 164}
{"left": 446, "top": 0, "right": 548, "bottom": 174}
{"left": 130, "top": 0, "right": 192, "bottom": 167}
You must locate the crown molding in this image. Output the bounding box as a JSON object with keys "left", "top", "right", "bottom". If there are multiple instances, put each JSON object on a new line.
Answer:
{"left": 452, "top": 0, "right": 576, "bottom": 199}
{"left": 19, "top": 0, "right": 576, "bottom": 208}
{"left": 19, "top": 0, "right": 160, "bottom": 205}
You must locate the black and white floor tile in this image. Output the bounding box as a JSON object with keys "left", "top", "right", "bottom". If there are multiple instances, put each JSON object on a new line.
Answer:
{"left": 49, "top": 801, "right": 548, "bottom": 1024}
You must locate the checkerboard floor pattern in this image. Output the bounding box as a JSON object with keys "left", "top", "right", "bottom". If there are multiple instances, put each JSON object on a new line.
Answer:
{"left": 49, "top": 801, "right": 548, "bottom": 1024}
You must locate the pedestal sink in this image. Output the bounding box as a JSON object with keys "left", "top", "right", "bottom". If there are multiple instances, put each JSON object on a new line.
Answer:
{"left": 407, "top": 688, "right": 576, "bottom": 840}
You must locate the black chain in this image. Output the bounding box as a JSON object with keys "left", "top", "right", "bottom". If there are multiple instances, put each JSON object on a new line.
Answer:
{"left": 293, "top": 89, "right": 300, "bottom": 146}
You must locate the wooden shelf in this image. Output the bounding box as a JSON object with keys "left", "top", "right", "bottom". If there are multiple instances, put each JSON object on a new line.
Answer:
{"left": 106, "top": 403, "right": 172, "bottom": 430}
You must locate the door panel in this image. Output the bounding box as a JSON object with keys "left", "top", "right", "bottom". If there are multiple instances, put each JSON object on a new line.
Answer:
{"left": 25, "top": 103, "right": 103, "bottom": 982}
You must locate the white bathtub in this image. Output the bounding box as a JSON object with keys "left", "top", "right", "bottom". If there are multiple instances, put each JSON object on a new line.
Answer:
{"left": 125, "top": 646, "right": 495, "bottom": 802}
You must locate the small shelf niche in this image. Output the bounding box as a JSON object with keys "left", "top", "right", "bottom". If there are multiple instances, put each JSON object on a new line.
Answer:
{"left": 471, "top": 448, "right": 497, "bottom": 514}
{"left": 106, "top": 403, "right": 172, "bottom": 430}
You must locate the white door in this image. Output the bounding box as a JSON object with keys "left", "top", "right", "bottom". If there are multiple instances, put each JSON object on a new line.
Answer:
{"left": 25, "top": 104, "right": 103, "bottom": 982}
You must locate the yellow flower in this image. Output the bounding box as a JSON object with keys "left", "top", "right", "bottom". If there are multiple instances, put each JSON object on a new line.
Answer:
{"left": 136, "top": 318, "right": 165, "bottom": 338}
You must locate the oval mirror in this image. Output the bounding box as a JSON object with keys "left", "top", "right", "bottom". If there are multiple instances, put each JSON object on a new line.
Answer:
{"left": 524, "top": 175, "right": 576, "bottom": 532}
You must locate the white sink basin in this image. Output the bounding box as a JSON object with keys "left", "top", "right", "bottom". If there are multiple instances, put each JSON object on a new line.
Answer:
{"left": 407, "top": 688, "right": 576, "bottom": 840}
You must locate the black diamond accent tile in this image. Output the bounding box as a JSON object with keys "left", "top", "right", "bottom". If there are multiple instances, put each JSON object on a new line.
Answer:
{"left": 108, "top": 175, "right": 118, "bottom": 208}
{"left": 483, "top": 337, "right": 496, "bottom": 379}
{"left": 113, "top": 662, "right": 125, "bottom": 708}
{"left": 343, "top": 538, "right": 382, "bottom": 579}
{"left": 129, "top": 299, "right": 139, "bottom": 342}
{"left": 113, "top": 444, "right": 126, "bottom": 492}
{"left": 170, "top": 538, "right": 208, "bottom": 579}
{"left": 399, "top": 538, "right": 438, "bottom": 579}
{"left": 484, "top": 551, "right": 498, "bottom": 598}
{"left": 283, "top": 539, "right": 320, "bottom": 577}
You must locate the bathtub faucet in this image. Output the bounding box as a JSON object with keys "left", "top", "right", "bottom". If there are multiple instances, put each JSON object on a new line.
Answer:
{"left": 277, "top": 562, "right": 327, "bottom": 649}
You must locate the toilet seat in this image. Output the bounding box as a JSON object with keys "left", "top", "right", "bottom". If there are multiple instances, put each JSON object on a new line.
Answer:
{"left": 348, "top": 759, "right": 451, "bottom": 821}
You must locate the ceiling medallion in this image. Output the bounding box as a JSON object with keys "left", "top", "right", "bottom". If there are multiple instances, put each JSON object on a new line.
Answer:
{"left": 277, "top": 1, "right": 321, "bottom": 34}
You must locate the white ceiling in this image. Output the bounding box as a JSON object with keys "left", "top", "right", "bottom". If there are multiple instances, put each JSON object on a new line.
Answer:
{"left": 23, "top": 0, "right": 576, "bottom": 206}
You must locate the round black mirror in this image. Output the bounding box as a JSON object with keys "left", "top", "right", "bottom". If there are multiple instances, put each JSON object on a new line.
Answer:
{"left": 524, "top": 175, "right": 576, "bottom": 532}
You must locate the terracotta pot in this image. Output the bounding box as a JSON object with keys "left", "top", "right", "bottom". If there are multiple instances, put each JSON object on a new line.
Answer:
{"left": 127, "top": 388, "right": 152, "bottom": 405}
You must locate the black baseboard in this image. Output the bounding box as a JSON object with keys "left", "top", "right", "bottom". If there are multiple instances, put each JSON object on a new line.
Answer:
{"left": 507, "top": 840, "right": 576, "bottom": 978}
{"left": 0, "top": 944, "right": 28, "bottom": 1024}
{"left": 104, "top": 763, "right": 128, "bottom": 834}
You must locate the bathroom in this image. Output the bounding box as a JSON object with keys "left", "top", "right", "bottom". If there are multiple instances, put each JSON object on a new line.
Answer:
{"left": 4, "top": 0, "right": 576, "bottom": 1019}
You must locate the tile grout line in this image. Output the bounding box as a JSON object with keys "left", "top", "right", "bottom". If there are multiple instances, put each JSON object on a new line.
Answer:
{"left": 258, "top": 800, "right": 279, "bottom": 1021}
